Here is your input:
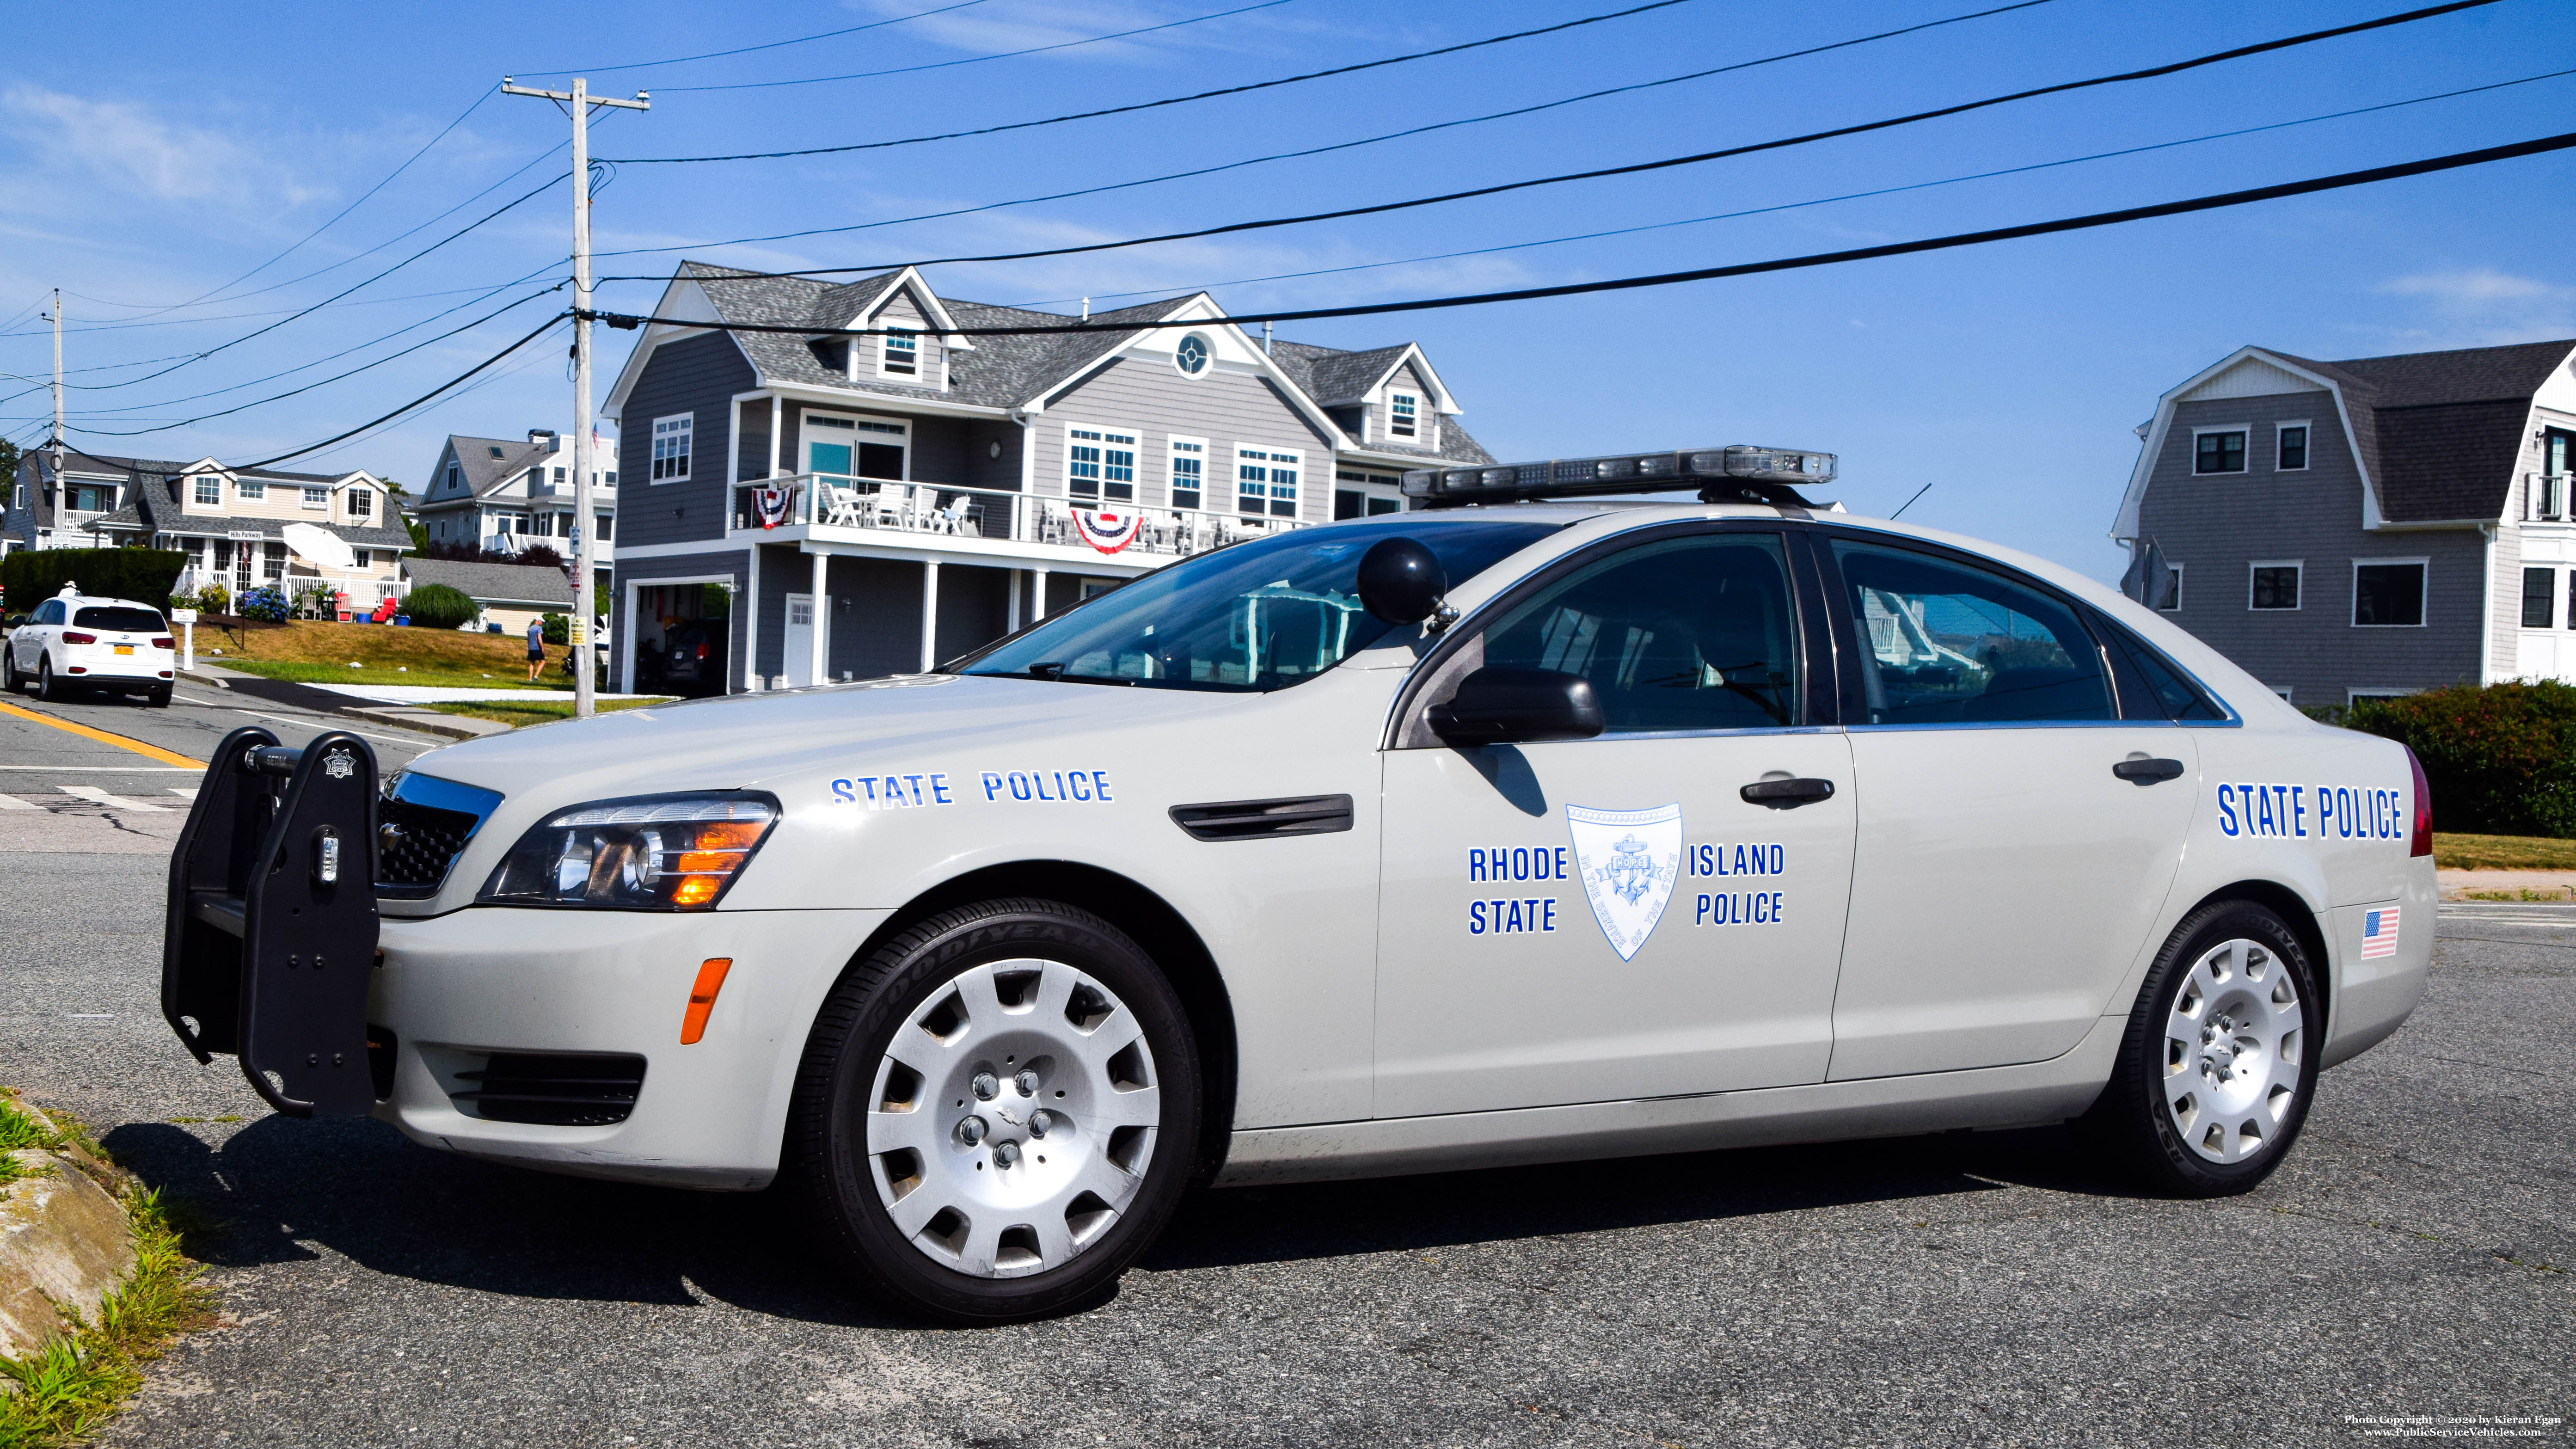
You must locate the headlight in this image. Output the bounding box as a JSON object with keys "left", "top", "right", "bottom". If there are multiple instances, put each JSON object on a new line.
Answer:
{"left": 480, "top": 793, "right": 779, "bottom": 909}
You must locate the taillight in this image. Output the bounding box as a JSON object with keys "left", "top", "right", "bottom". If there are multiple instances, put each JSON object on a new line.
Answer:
{"left": 2405, "top": 746, "right": 2433, "bottom": 857}
{"left": 151, "top": 636, "right": 174, "bottom": 649}
{"left": 696, "top": 644, "right": 708, "bottom": 659}
{"left": 61, "top": 631, "right": 96, "bottom": 645}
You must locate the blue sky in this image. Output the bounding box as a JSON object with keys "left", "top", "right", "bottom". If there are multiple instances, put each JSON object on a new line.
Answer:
{"left": 2, "top": 0, "right": 2569, "bottom": 580}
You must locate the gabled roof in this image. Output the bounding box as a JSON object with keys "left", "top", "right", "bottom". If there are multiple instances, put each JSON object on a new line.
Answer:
{"left": 401, "top": 557, "right": 572, "bottom": 607}
{"left": 2115, "top": 338, "right": 2576, "bottom": 537}
{"left": 435, "top": 434, "right": 559, "bottom": 500}
{"left": 613, "top": 263, "right": 1495, "bottom": 465}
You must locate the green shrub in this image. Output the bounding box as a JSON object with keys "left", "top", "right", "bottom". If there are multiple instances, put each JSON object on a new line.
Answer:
{"left": 2346, "top": 682, "right": 2576, "bottom": 836}
{"left": 195, "top": 582, "right": 230, "bottom": 617}
{"left": 1, "top": 548, "right": 188, "bottom": 615}
{"left": 539, "top": 612, "right": 568, "bottom": 645}
{"left": 403, "top": 583, "right": 479, "bottom": 630}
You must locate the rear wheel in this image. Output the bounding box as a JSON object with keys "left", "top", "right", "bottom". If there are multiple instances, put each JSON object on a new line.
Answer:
{"left": 146, "top": 684, "right": 172, "bottom": 708}
{"left": 787, "top": 898, "right": 1202, "bottom": 1325}
{"left": 2085, "top": 898, "right": 2321, "bottom": 1196}
{"left": 35, "top": 657, "right": 67, "bottom": 703}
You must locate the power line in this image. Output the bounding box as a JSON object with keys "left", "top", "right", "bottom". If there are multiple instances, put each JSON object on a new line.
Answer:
{"left": 226, "top": 313, "right": 571, "bottom": 471}
{"left": 613, "top": 0, "right": 1715, "bottom": 163}
{"left": 523, "top": 0, "right": 997, "bottom": 75}
{"left": 587, "top": 130, "right": 2576, "bottom": 338}
{"left": 597, "top": 0, "right": 2501, "bottom": 274}
{"left": 70, "top": 285, "right": 566, "bottom": 438}
{"left": 656, "top": 0, "right": 1306, "bottom": 93}
{"left": 601, "top": 0, "right": 2052, "bottom": 252}
{"left": 994, "top": 66, "right": 2576, "bottom": 311}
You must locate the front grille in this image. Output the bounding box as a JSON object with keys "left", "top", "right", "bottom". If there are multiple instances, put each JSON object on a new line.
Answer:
{"left": 449, "top": 1052, "right": 645, "bottom": 1126}
{"left": 375, "top": 773, "right": 502, "bottom": 898}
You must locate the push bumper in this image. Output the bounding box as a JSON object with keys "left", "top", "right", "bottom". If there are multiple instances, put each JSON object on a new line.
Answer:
{"left": 373, "top": 905, "right": 889, "bottom": 1189}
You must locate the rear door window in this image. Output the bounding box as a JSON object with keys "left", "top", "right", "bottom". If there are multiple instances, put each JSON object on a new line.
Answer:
{"left": 1829, "top": 539, "right": 2111, "bottom": 725}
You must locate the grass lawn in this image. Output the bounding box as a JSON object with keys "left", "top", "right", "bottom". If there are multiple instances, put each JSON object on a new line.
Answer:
{"left": 427, "top": 697, "right": 669, "bottom": 727}
{"left": 190, "top": 617, "right": 576, "bottom": 692}
{"left": 2431, "top": 832, "right": 2576, "bottom": 871}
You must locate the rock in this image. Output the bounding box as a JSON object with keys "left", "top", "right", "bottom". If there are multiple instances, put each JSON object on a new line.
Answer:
{"left": 0, "top": 1150, "right": 138, "bottom": 1356}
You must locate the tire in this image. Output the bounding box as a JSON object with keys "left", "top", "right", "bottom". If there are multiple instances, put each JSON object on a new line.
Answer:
{"left": 35, "top": 657, "right": 66, "bottom": 703}
{"left": 2085, "top": 898, "right": 2322, "bottom": 1196}
{"left": 147, "top": 685, "right": 172, "bottom": 708}
{"left": 786, "top": 897, "right": 1202, "bottom": 1325}
{"left": 1, "top": 648, "right": 18, "bottom": 696}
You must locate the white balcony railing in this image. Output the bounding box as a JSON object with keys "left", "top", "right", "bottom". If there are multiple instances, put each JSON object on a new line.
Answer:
{"left": 730, "top": 474, "right": 1308, "bottom": 559}
{"left": 2528, "top": 473, "right": 2570, "bottom": 522}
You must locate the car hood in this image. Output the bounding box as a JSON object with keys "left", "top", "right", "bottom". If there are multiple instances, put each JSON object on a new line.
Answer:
{"left": 394, "top": 674, "right": 1248, "bottom": 806}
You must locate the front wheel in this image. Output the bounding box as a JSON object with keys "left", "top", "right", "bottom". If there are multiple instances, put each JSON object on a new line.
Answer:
{"left": 786, "top": 898, "right": 1202, "bottom": 1324}
{"left": 2085, "top": 898, "right": 2322, "bottom": 1196}
{"left": 1, "top": 648, "right": 18, "bottom": 695}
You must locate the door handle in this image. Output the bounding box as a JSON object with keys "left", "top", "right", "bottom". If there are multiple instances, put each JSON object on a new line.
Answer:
{"left": 2112, "top": 758, "right": 2186, "bottom": 785}
{"left": 1742, "top": 777, "right": 1836, "bottom": 808}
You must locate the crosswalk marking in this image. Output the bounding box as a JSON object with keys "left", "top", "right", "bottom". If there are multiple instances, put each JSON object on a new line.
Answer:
{"left": 168, "top": 787, "right": 198, "bottom": 801}
{"left": 0, "top": 793, "right": 34, "bottom": 810}
{"left": 58, "top": 785, "right": 172, "bottom": 812}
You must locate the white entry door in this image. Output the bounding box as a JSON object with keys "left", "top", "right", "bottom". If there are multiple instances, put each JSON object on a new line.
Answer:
{"left": 784, "top": 592, "right": 818, "bottom": 687}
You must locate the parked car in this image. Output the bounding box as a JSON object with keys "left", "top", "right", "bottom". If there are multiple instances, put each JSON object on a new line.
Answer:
{"left": 159, "top": 445, "right": 2432, "bottom": 1326}
{"left": 639, "top": 620, "right": 728, "bottom": 697}
{"left": 6, "top": 592, "right": 175, "bottom": 706}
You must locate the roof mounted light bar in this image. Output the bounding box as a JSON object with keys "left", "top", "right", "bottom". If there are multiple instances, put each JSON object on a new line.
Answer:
{"left": 1401, "top": 445, "right": 1836, "bottom": 510}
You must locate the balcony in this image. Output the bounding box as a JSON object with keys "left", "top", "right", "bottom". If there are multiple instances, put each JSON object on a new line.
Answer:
{"left": 2528, "top": 473, "right": 2571, "bottom": 522}
{"left": 729, "top": 475, "right": 1306, "bottom": 562}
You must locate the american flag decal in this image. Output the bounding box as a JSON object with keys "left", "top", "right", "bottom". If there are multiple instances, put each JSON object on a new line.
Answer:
{"left": 2361, "top": 906, "right": 2400, "bottom": 960}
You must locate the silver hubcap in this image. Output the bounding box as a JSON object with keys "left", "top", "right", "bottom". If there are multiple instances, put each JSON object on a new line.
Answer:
{"left": 866, "top": 958, "right": 1160, "bottom": 1278}
{"left": 2164, "top": 938, "right": 2303, "bottom": 1164}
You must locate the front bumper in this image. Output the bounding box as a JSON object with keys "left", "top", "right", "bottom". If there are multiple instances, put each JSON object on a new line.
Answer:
{"left": 372, "top": 905, "right": 890, "bottom": 1188}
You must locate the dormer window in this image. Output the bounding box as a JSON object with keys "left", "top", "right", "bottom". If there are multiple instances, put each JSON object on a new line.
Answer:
{"left": 346, "top": 487, "right": 373, "bottom": 520}
{"left": 1390, "top": 393, "right": 1418, "bottom": 439}
{"left": 193, "top": 475, "right": 221, "bottom": 506}
{"left": 883, "top": 330, "right": 918, "bottom": 378}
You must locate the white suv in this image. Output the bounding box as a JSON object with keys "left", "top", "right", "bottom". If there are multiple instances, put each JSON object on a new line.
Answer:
{"left": 6, "top": 592, "right": 176, "bottom": 706}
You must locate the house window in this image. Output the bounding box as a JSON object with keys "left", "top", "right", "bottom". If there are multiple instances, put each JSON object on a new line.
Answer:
{"left": 447, "top": 462, "right": 462, "bottom": 491}
{"left": 67, "top": 482, "right": 116, "bottom": 512}
{"left": 237, "top": 479, "right": 265, "bottom": 501}
{"left": 1169, "top": 437, "right": 1205, "bottom": 511}
{"left": 651, "top": 415, "right": 693, "bottom": 481}
{"left": 487, "top": 446, "right": 505, "bottom": 460}
{"left": 2157, "top": 564, "right": 2183, "bottom": 611}
{"left": 883, "top": 331, "right": 918, "bottom": 377}
{"left": 346, "top": 487, "right": 373, "bottom": 519}
{"left": 2195, "top": 430, "right": 2247, "bottom": 474}
{"left": 2277, "top": 424, "right": 2309, "bottom": 471}
{"left": 2525, "top": 567, "right": 2556, "bottom": 629}
{"left": 596, "top": 511, "right": 613, "bottom": 541}
{"left": 604, "top": 471, "right": 618, "bottom": 487}
{"left": 302, "top": 487, "right": 328, "bottom": 510}
{"left": 2251, "top": 563, "right": 2300, "bottom": 611}
{"left": 1237, "top": 447, "right": 1299, "bottom": 518}
{"left": 1066, "top": 427, "right": 1136, "bottom": 503}
{"left": 2354, "top": 561, "right": 2426, "bottom": 626}
{"left": 1390, "top": 393, "right": 1418, "bottom": 439}
{"left": 193, "top": 475, "right": 221, "bottom": 506}
{"left": 353, "top": 549, "right": 371, "bottom": 569}
{"left": 1334, "top": 469, "right": 1403, "bottom": 519}
{"left": 552, "top": 467, "right": 566, "bottom": 485}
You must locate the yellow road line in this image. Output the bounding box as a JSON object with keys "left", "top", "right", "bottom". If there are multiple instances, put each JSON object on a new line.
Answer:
{"left": 0, "top": 698, "right": 203, "bottom": 769}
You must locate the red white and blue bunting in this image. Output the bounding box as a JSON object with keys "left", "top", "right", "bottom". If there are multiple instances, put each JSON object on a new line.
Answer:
{"left": 1072, "top": 508, "right": 1141, "bottom": 554}
{"left": 753, "top": 482, "right": 797, "bottom": 529}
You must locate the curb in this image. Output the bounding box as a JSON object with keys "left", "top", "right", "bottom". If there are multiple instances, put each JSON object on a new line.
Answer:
{"left": 0, "top": 1150, "right": 137, "bottom": 1357}
{"left": 344, "top": 706, "right": 512, "bottom": 741}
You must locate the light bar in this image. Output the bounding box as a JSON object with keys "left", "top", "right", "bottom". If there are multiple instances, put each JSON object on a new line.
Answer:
{"left": 1400, "top": 445, "right": 1836, "bottom": 507}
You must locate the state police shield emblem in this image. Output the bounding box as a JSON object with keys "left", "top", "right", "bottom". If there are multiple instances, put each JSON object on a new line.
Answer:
{"left": 1566, "top": 803, "right": 1683, "bottom": 961}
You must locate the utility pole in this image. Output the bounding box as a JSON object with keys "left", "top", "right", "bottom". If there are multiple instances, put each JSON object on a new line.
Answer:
{"left": 503, "top": 75, "right": 647, "bottom": 719}
{"left": 47, "top": 289, "right": 62, "bottom": 487}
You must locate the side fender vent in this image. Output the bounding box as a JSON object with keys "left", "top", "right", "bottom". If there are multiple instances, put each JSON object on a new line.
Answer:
{"left": 1169, "top": 794, "right": 1354, "bottom": 842}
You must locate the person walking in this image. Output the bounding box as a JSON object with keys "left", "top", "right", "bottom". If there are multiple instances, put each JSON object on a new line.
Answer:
{"left": 526, "top": 617, "right": 546, "bottom": 683}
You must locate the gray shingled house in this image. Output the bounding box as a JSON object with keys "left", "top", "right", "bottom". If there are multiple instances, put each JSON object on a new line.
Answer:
{"left": 414, "top": 427, "right": 617, "bottom": 592}
{"left": 598, "top": 263, "right": 1495, "bottom": 694}
{"left": 2111, "top": 338, "right": 2576, "bottom": 706}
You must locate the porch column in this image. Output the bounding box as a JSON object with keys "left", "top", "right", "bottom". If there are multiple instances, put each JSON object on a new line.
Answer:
{"left": 741, "top": 545, "right": 761, "bottom": 693}
{"left": 808, "top": 549, "right": 829, "bottom": 686}
{"left": 767, "top": 396, "right": 783, "bottom": 479}
{"left": 1031, "top": 567, "right": 1050, "bottom": 621}
{"left": 1005, "top": 570, "right": 1021, "bottom": 632}
{"left": 920, "top": 561, "right": 941, "bottom": 673}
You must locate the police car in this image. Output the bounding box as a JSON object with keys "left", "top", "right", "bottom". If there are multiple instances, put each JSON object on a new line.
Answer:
{"left": 159, "top": 446, "right": 2432, "bottom": 1324}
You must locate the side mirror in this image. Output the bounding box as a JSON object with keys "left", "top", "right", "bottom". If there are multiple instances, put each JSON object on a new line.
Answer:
{"left": 1427, "top": 666, "right": 1604, "bottom": 747}
{"left": 1357, "top": 536, "right": 1445, "bottom": 625}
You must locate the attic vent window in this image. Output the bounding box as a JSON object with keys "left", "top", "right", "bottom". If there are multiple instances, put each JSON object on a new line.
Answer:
{"left": 883, "top": 331, "right": 918, "bottom": 377}
{"left": 1174, "top": 333, "right": 1211, "bottom": 377}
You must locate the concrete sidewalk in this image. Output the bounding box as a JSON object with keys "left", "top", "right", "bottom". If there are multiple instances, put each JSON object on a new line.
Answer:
{"left": 2438, "top": 868, "right": 2576, "bottom": 900}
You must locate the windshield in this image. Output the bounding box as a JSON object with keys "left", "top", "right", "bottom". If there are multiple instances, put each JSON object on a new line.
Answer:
{"left": 957, "top": 517, "right": 1561, "bottom": 691}
{"left": 74, "top": 606, "right": 166, "bottom": 633}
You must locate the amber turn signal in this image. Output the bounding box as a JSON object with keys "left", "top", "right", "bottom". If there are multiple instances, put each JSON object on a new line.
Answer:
{"left": 680, "top": 958, "right": 733, "bottom": 1044}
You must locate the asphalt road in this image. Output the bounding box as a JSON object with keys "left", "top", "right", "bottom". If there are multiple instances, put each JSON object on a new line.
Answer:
{"left": 0, "top": 687, "right": 2566, "bottom": 1446}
